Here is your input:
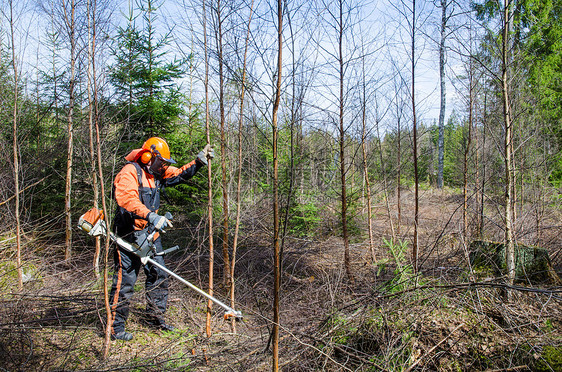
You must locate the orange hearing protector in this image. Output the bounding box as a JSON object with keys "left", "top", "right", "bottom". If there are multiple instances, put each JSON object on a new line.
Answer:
{"left": 140, "top": 148, "right": 154, "bottom": 164}
{"left": 139, "top": 137, "right": 176, "bottom": 164}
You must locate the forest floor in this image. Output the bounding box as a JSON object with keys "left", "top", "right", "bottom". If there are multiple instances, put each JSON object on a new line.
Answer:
{"left": 1, "top": 188, "right": 562, "bottom": 371}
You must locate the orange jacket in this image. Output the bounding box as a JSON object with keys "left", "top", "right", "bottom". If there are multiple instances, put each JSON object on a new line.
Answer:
{"left": 113, "top": 148, "right": 204, "bottom": 232}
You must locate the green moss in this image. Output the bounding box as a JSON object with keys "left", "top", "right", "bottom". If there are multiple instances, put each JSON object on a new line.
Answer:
{"left": 544, "top": 319, "right": 554, "bottom": 332}
{"left": 535, "top": 345, "right": 562, "bottom": 371}
{"left": 164, "top": 353, "right": 192, "bottom": 370}
{"left": 325, "top": 313, "right": 355, "bottom": 345}
{"left": 0, "top": 260, "right": 42, "bottom": 290}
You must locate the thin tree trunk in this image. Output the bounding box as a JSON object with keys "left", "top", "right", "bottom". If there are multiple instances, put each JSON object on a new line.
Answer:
{"left": 88, "top": 4, "right": 111, "bottom": 348}
{"left": 463, "top": 56, "right": 474, "bottom": 238}
{"left": 396, "top": 106, "right": 402, "bottom": 237}
{"left": 272, "top": 0, "right": 283, "bottom": 369}
{"left": 9, "top": 0, "right": 23, "bottom": 290}
{"left": 337, "top": 0, "right": 352, "bottom": 282}
{"left": 64, "top": 0, "right": 76, "bottom": 261}
{"left": 281, "top": 2, "right": 297, "bottom": 265}
{"left": 203, "top": 0, "right": 215, "bottom": 338}
{"left": 474, "top": 48, "right": 481, "bottom": 238}
{"left": 411, "top": 0, "right": 419, "bottom": 274}
{"left": 375, "top": 94, "right": 396, "bottom": 243}
{"left": 215, "top": 0, "right": 231, "bottom": 287}
{"left": 87, "top": 0, "right": 101, "bottom": 277}
{"left": 502, "top": 0, "right": 516, "bottom": 290}
{"left": 147, "top": 0, "right": 155, "bottom": 130}
{"left": 437, "top": 0, "right": 447, "bottom": 189}
{"left": 361, "top": 58, "right": 375, "bottom": 261}
{"left": 230, "top": 0, "right": 254, "bottom": 333}
{"left": 479, "top": 91, "right": 487, "bottom": 237}
{"left": 391, "top": 67, "right": 404, "bottom": 238}
{"left": 95, "top": 97, "right": 112, "bottom": 360}
{"left": 508, "top": 0, "right": 517, "bottom": 227}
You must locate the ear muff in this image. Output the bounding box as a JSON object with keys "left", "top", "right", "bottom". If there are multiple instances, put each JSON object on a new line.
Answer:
{"left": 140, "top": 150, "right": 153, "bottom": 164}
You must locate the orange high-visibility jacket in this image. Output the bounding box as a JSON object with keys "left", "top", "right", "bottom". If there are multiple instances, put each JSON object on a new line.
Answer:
{"left": 113, "top": 148, "right": 203, "bottom": 233}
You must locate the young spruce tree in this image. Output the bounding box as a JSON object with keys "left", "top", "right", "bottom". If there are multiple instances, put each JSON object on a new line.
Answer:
{"left": 110, "top": 0, "right": 186, "bottom": 139}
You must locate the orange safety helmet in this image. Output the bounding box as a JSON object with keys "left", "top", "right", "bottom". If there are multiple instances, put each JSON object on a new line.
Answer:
{"left": 140, "top": 137, "right": 176, "bottom": 164}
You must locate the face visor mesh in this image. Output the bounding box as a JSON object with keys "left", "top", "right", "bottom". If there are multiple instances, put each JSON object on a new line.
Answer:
{"left": 148, "top": 155, "right": 170, "bottom": 177}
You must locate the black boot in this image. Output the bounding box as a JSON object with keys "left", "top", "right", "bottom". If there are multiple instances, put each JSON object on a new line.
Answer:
{"left": 145, "top": 313, "right": 176, "bottom": 331}
{"left": 111, "top": 331, "right": 133, "bottom": 341}
{"left": 159, "top": 323, "right": 176, "bottom": 332}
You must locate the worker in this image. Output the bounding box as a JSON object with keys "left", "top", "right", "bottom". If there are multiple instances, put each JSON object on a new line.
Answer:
{"left": 109, "top": 137, "right": 213, "bottom": 341}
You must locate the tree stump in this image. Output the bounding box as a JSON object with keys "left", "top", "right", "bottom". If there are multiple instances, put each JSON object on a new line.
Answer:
{"left": 469, "top": 240, "right": 561, "bottom": 284}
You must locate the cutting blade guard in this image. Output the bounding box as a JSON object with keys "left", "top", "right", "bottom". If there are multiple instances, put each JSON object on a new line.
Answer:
{"left": 224, "top": 309, "right": 243, "bottom": 321}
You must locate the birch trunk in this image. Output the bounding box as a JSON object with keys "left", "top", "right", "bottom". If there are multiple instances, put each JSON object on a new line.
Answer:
{"left": 437, "top": 0, "right": 447, "bottom": 189}
{"left": 9, "top": 0, "right": 23, "bottom": 290}
{"left": 502, "top": 0, "right": 516, "bottom": 289}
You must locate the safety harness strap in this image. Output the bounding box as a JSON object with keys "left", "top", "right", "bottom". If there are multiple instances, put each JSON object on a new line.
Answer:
{"left": 128, "top": 161, "right": 160, "bottom": 210}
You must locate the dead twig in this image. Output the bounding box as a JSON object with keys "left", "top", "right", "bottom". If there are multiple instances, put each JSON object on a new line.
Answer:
{"left": 486, "top": 366, "right": 529, "bottom": 372}
{"left": 0, "top": 177, "right": 48, "bottom": 207}
{"left": 404, "top": 322, "right": 465, "bottom": 372}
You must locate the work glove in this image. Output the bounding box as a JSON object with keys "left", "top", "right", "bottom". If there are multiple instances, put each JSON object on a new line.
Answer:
{"left": 148, "top": 212, "right": 173, "bottom": 232}
{"left": 197, "top": 144, "right": 215, "bottom": 165}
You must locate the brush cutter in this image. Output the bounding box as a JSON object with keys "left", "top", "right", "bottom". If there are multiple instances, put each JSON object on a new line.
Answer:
{"left": 78, "top": 207, "right": 242, "bottom": 320}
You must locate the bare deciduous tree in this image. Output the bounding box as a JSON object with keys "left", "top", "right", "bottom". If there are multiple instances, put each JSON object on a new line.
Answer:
{"left": 360, "top": 47, "right": 375, "bottom": 262}
{"left": 87, "top": 0, "right": 100, "bottom": 276}
{"left": 501, "top": 0, "right": 516, "bottom": 289}
{"left": 211, "top": 0, "right": 231, "bottom": 287}
{"left": 63, "top": 0, "right": 77, "bottom": 260}
{"left": 437, "top": 0, "right": 454, "bottom": 189}
{"left": 410, "top": 0, "right": 420, "bottom": 273}
{"left": 319, "top": 0, "right": 362, "bottom": 282}
{"left": 8, "top": 0, "right": 23, "bottom": 290}
{"left": 230, "top": 0, "right": 254, "bottom": 334}
{"left": 202, "top": 0, "right": 215, "bottom": 338}
{"left": 272, "top": 0, "right": 283, "bottom": 368}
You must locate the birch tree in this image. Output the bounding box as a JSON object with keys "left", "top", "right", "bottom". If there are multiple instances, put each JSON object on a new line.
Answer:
{"left": 436, "top": 0, "right": 455, "bottom": 189}
{"left": 8, "top": 0, "right": 23, "bottom": 289}
{"left": 501, "top": 0, "right": 516, "bottom": 289}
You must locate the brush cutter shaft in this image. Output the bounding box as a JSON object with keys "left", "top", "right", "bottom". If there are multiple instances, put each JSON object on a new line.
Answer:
{"left": 144, "top": 256, "right": 242, "bottom": 318}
